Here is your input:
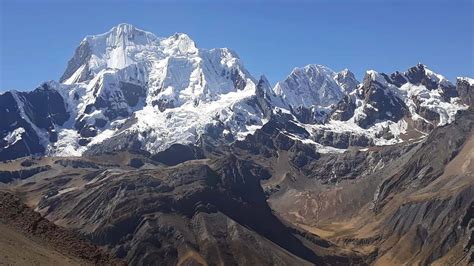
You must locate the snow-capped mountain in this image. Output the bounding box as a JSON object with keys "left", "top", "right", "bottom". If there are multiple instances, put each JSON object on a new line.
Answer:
{"left": 273, "top": 65, "right": 358, "bottom": 124}
{"left": 283, "top": 64, "right": 468, "bottom": 149}
{"left": 0, "top": 24, "right": 471, "bottom": 160}
{"left": 1, "top": 24, "right": 272, "bottom": 159}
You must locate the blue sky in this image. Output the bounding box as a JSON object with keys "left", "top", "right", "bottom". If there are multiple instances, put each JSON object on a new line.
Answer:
{"left": 0, "top": 0, "right": 473, "bottom": 91}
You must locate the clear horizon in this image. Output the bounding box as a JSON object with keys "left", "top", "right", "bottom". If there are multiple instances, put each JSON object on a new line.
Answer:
{"left": 1, "top": 0, "right": 473, "bottom": 91}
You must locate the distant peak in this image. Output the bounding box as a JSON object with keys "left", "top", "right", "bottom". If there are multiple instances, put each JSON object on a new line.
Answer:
{"left": 259, "top": 75, "right": 270, "bottom": 84}
{"left": 404, "top": 63, "right": 450, "bottom": 84}
{"left": 83, "top": 23, "right": 157, "bottom": 45}
{"left": 289, "top": 64, "right": 334, "bottom": 77}
{"left": 416, "top": 62, "right": 426, "bottom": 68}
{"left": 114, "top": 23, "right": 136, "bottom": 31}
{"left": 109, "top": 23, "right": 140, "bottom": 37}
{"left": 161, "top": 32, "right": 197, "bottom": 55}
{"left": 303, "top": 64, "right": 332, "bottom": 71}
{"left": 171, "top": 32, "right": 191, "bottom": 40}
{"left": 365, "top": 70, "right": 384, "bottom": 82}
{"left": 339, "top": 68, "right": 352, "bottom": 75}
{"left": 257, "top": 75, "right": 271, "bottom": 88}
{"left": 335, "top": 68, "right": 358, "bottom": 92}
{"left": 336, "top": 68, "right": 355, "bottom": 78}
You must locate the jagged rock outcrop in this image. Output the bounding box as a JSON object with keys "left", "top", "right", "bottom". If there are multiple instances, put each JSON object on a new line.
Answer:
{"left": 457, "top": 77, "right": 474, "bottom": 108}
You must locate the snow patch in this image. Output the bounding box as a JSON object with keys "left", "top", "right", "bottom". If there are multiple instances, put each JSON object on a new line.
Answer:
{"left": 3, "top": 127, "right": 25, "bottom": 147}
{"left": 458, "top": 77, "right": 474, "bottom": 86}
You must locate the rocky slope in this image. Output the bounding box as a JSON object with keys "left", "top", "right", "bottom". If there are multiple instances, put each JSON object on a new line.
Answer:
{"left": 0, "top": 112, "right": 472, "bottom": 265}
{"left": 259, "top": 110, "right": 474, "bottom": 265}
{"left": 0, "top": 191, "right": 122, "bottom": 265}
{"left": 0, "top": 152, "right": 365, "bottom": 265}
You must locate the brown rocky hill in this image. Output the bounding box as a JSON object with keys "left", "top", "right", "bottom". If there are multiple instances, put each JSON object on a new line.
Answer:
{"left": 0, "top": 191, "right": 123, "bottom": 265}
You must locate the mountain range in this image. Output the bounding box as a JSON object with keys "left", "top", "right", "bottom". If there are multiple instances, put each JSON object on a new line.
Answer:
{"left": 1, "top": 23, "right": 472, "bottom": 161}
{"left": 0, "top": 24, "right": 473, "bottom": 265}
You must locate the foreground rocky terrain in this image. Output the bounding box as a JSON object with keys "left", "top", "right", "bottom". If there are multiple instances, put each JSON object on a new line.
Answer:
{"left": 0, "top": 110, "right": 472, "bottom": 265}
{"left": 0, "top": 152, "right": 364, "bottom": 264}
{"left": 0, "top": 191, "right": 122, "bottom": 265}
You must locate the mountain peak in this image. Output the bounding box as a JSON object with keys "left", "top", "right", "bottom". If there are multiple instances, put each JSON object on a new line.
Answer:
{"left": 274, "top": 64, "right": 345, "bottom": 109}
{"left": 335, "top": 68, "right": 358, "bottom": 92}
{"left": 84, "top": 23, "right": 158, "bottom": 47}
{"left": 114, "top": 23, "right": 137, "bottom": 32}
{"left": 293, "top": 64, "right": 333, "bottom": 75}
{"left": 61, "top": 24, "right": 160, "bottom": 84}
{"left": 403, "top": 63, "right": 451, "bottom": 88}
{"left": 160, "top": 32, "right": 197, "bottom": 55}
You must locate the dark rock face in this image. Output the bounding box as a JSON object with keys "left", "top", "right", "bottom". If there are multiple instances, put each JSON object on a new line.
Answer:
{"left": 128, "top": 158, "right": 144, "bottom": 168}
{"left": 77, "top": 78, "right": 146, "bottom": 129}
{"left": 304, "top": 144, "right": 414, "bottom": 182}
{"left": 0, "top": 92, "right": 44, "bottom": 160}
{"left": 404, "top": 64, "right": 458, "bottom": 100}
{"left": 254, "top": 76, "right": 275, "bottom": 118}
{"left": 94, "top": 95, "right": 130, "bottom": 121}
{"left": 94, "top": 118, "right": 108, "bottom": 128}
{"left": 20, "top": 159, "right": 37, "bottom": 167}
{"left": 151, "top": 143, "right": 204, "bottom": 166}
{"left": 119, "top": 81, "right": 146, "bottom": 107}
{"left": 356, "top": 74, "right": 408, "bottom": 128}
{"left": 331, "top": 94, "right": 356, "bottom": 121}
{"left": 385, "top": 71, "right": 408, "bottom": 87}
{"left": 404, "top": 64, "right": 439, "bottom": 90}
{"left": 54, "top": 159, "right": 100, "bottom": 169}
{"left": 414, "top": 97, "right": 441, "bottom": 124}
{"left": 78, "top": 138, "right": 91, "bottom": 146}
{"left": 79, "top": 125, "right": 97, "bottom": 138}
{"left": 60, "top": 41, "right": 93, "bottom": 83}
{"left": 0, "top": 84, "right": 70, "bottom": 160}
{"left": 233, "top": 114, "right": 310, "bottom": 157}
{"left": 334, "top": 70, "right": 359, "bottom": 92}
{"left": 230, "top": 69, "right": 247, "bottom": 91}
{"left": 291, "top": 105, "right": 330, "bottom": 124}
{"left": 21, "top": 84, "right": 70, "bottom": 129}
{"left": 311, "top": 129, "right": 373, "bottom": 149}
{"left": 0, "top": 165, "right": 51, "bottom": 183}
{"left": 288, "top": 141, "right": 320, "bottom": 168}
{"left": 151, "top": 98, "right": 174, "bottom": 112}
{"left": 457, "top": 78, "right": 474, "bottom": 108}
